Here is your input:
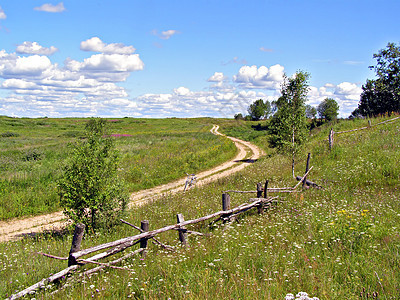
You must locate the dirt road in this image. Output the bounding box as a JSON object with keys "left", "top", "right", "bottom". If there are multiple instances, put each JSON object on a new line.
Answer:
{"left": 0, "top": 125, "right": 263, "bottom": 242}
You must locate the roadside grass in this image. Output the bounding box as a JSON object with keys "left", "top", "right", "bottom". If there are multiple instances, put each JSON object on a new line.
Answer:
{"left": 0, "top": 117, "right": 236, "bottom": 220}
{"left": 1, "top": 116, "right": 399, "bottom": 299}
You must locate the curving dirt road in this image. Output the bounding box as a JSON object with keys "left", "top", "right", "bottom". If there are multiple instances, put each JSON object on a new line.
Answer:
{"left": 0, "top": 125, "right": 263, "bottom": 242}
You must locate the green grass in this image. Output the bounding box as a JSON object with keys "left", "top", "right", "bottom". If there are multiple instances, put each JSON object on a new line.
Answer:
{"left": 1, "top": 116, "right": 399, "bottom": 299}
{"left": 0, "top": 117, "right": 236, "bottom": 220}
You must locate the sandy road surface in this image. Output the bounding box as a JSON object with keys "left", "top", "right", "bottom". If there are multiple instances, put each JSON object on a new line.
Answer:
{"left": 0, "top": 125, "right": 263, "bottom": 242}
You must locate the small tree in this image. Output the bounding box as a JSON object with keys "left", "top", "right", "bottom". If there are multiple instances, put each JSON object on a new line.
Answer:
{"left": 58, "top": 118, "right": 128, "bottom": 231}
{"left": 317, "top": 98, "right": 339, "bottom": 121}
{"left": 247, "top": 99, "right": 271, "bottom": 120}
{"left": 269, "top": 71, "right": 310, "bottom": 177}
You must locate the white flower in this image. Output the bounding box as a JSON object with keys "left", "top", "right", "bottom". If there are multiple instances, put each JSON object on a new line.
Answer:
{"left": 285, "top": 293, "right": 295, "bottom": 300}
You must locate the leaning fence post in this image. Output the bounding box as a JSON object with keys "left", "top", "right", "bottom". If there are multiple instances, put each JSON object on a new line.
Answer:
{"left": 140, "top": 220, "right": 149, "bottom": 256}
{"left": 303, "top": 153, "right": 311, "bottom": 188}
{"left": 68, "top": 223, "right": 85, "bottom": 267}
{"left": 177, "top": 214, "right": 187, "bottom": 246}
{"left": 329, "top": 128, "right": 334, "bottom": 150}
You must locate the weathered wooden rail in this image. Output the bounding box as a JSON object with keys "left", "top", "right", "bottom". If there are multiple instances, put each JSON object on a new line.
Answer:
{"left": 328, "top": 116, "right": 400, "bottom": 150}
{"left": 9, "top": 187, "right": 282, "bottom": 299}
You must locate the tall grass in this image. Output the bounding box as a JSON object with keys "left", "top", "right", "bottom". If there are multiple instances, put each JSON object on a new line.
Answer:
{"left": 1, "top": 116, "right": 399, "bottom": 299}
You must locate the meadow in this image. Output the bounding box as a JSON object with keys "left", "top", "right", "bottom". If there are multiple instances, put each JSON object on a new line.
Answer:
{"left": 1, "top": 116, "right": 399, "bottom": 299}
{"left": 0, "top": 117, "right": 236, "bottom": 220}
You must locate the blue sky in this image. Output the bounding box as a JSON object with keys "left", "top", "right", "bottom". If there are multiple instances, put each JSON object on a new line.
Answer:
{"left": 0, "top": 1, "right": 399, "bottom": 118}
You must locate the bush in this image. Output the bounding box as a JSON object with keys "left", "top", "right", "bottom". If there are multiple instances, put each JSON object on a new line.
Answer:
{"left": 57, "top": 118, "right": 128, "bottom": 231}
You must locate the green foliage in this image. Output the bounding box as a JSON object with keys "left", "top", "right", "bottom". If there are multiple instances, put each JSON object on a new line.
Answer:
{"left": 269, "top": 71, "right": 310, "bottom": 153}
{"left": 305, "top": 105, "right": 317, "bottom": 119}
{"left": 357, "top": 42, "right": 400, "bottom": 116}
{"left": 247, "top": 99, "right": 271, "bottom": 121}
{"left": 57, "top": 119, "right": 128, "bottom": 230}
{"left": 317, "top": 98, "right": 339, "bottom": 121}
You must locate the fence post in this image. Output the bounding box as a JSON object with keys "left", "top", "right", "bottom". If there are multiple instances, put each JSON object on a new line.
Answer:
{"left": 303, "top": 153, "right": 311, "bottom": 188}
{"left": 329, "top": 128, "right": 334, "bottom": 150}
{"left": 140, "top": 220, "right": 149, "bottom": 256}
{"left": 368, "top": 120, "right": 371, "bottom": 128}
{"left": 177, "top": 214, "right": 187, "bottom": 246}
{"left": 263, "top": 179, "right": 269, "bottom": 199}
{"left": 256, "top": 182, "right": 264, "bottom": 214}
{"left": 68, "top": 223, "right": 85, "bottom": 267}
{"left": 222, "top": 193, "right": 230, "bottom": 211}
{"left": 256, "top": 183, "right": 263, "bottom": 198}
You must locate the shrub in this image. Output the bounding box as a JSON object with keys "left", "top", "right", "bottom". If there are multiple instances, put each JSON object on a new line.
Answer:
{"left": 57, "top": 118, "right": 128, "bottom": 231}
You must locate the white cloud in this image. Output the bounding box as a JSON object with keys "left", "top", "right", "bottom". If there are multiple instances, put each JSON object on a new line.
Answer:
{"left": 0, "top": 6, "right": 6, "bottom": 19}
{"left": 306, "top": 82, "right": 362, "bottom": 117}
{"left": 0, "top": 55, "right": 52, "bottom": 78}
{"left": 16, "top": 41, "right": 58, "bottom": 56}
{"left": 260, "top": 47, "right": 273, "bottom": 52}
{"left": 334, "top": 82, "right": 362, "bottom": 99}
{"left": 233, "top": 64, "right": 284, "bottom": 89}
{"left": 80, "top": 37, "right": 136, "bottom": 54}
{"left": 152, "top": 29, "right": 180, "bottom": 40}
{"left": 174, "top": 86, "right": 191, "bottom": 96}
{"left": 34, "top": 2, "right": 65, "bottom": 13}
{"left": 160, "top": 30, "right": 179, "bottom": 40}
{"left": 208, "top": 72, "right": 226, "bottom": 82}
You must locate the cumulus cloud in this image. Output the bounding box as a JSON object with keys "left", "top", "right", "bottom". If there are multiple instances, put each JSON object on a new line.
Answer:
{"left": 16, "top": 41, "right": 58, "bottom": 56}
{"left": 306, "top": 82, "right": 362, "bottom": 117}
{"left": 34, "top": 2, "right": 65, "bottom": 13}
{"left": 208, "top": 72, "right": 226, "bottom": 82}
{"left": 80, "top": 37, "right": 136, "bottom": 54}
{"left": 233, "top": 64, "right": 284, "bottom": 89}
{"left": 0, "top": 38, "right": 145, "bottom": 117}
{"left": 0, "top": 6, "right": 6, "bottom": 19}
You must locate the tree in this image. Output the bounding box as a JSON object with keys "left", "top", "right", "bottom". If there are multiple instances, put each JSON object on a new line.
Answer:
{"left": 357, "top": 42, "right": 400, "bottom": 116}
{"left": 234, "top": 113, "right": 244, "bottom": 120}
{"left": 305, "top": 105, "right": 317, "bottom": 119}
{"left": 317, "top": 98, "right": 339, "bottom": 121}
{"left": 247, "top": 99, "right": 271, "bottom": 120}
{"left": 58, "top": 119, "right": 128, "bottom": 231}
{"left": 268, "top": 71, "right": 310, "bottom": 176}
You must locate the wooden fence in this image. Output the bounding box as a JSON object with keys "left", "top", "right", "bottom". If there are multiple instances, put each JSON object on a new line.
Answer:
{"left": 328, "top": 116, "right": 400, "bottom": 150}
{"left": 9, "top": 159, "right": 319, "bottom": 299}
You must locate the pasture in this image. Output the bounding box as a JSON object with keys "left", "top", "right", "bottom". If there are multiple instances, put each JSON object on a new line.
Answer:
{"left": 1, "top": 116, "right": 399, "bottom": 299}
{"left": 0, "top": 117, "right": 236, "bottom": 220}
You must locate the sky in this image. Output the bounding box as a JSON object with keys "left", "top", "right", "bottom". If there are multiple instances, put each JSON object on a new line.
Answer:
{"left": 0, "top": 1, "right": 399, "bottom": 119}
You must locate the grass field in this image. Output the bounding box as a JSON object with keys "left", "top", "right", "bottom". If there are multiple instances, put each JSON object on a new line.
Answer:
{"left": 0, "top": 117, "right": 236, "bottom": 220}
{"left": 1, "top": 116, "right": 399, "bottom": 299}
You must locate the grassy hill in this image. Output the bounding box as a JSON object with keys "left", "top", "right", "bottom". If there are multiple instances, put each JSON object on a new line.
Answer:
{"left": 1, "top": 116, "right": 399, "bottom": 299}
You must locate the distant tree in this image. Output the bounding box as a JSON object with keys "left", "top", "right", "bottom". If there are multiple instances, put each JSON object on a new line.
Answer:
{"left": 58, "top": 118, "right": 128, "bottom": 231}
{"left": 305, "top": 105, "right": 317, "bottom": 119}
{"left": 357, "top": 42, "right": 400, "bottom": 116}
{"left": 317, "top": 98, "right": 339, "bottom": 121}
{"left": 247, "top": 99, "right": 271, "bottom": 121}
{"left": 234, "top": 113, "right": 244, "bottom": 120}
{"left": 268, "top": 71, "right": 310, "bottom": 176}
